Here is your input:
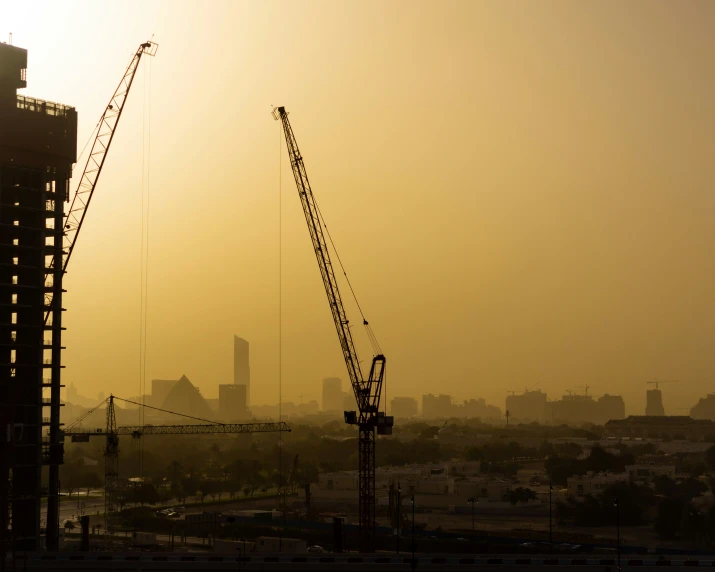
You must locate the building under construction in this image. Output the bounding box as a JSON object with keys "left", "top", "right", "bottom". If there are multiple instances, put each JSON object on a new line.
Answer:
{"left": 0, "top": 42, "right": 77, "bottom": 551}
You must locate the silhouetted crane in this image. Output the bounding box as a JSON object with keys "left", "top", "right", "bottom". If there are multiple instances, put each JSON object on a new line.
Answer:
{"left": 273, "top": 106, "right": 392, "bottom": 552}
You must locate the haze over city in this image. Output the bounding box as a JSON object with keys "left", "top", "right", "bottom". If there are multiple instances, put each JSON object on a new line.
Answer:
{"left": 3, "top": 0, "right": 715, "bottom": 415}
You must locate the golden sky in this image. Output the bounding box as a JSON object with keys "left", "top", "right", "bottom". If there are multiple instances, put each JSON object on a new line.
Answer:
{"left": 3, "top": 0, "right": 715, "bottom": 415}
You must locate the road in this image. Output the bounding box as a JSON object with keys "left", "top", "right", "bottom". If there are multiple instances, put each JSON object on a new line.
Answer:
{"left": 9, "top": 552, "right": 715, "bottom": 571}
{"left": 40, "top": 496, "right": 105, "bottom": 528}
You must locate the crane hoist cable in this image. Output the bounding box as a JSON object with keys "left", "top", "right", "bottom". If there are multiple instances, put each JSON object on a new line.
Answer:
{"left": 113, "top": 397, "right": 223, "bottom": 426}
{"left": 313, "top": 200, "right": 382, "bottom": 356}
{"left": 63, "top": 397, "right": 109, "bottom": 431}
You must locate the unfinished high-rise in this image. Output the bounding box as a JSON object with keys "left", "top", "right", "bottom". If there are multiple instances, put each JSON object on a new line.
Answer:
{"left": 233, "top": 335, "right": 250, "bottom": 406}
{"left": 0, "top": 42, "right": 77, "bottom": 551}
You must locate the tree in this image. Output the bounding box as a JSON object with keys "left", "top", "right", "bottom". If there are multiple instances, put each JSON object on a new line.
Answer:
{"left": 202, "top": 480, "right": 222, "bottom": 502}
{"left": 508, "top": 487, "right": 538, "bottom": 505}
{"left": 158, "top": 486, "right": 174, "bottom": 506}
{"left": 197, "top": 481, "right": 209, "bottom": 504}
{"left": 655, "top": 498, "right": 684, "bottom": 539}
{"left": 134, "top": 483, "right": 160, "bottom": 507}
{"left": 167, "top": 460, "right": 184, "bottom": 493}
{"left": 678, "top": 478, "right": 708, "bottom": 502}
{"left": 116, "top": 489, "right": 130, "bottom": 512}
{"left": 705, "top": 445, "right": 715, "bottom": 470}
{"left": 181, "top": 477, "right": 198, "bottom": 500}
{"left": 80, "top": 471, "right": 102, "bottom": 497}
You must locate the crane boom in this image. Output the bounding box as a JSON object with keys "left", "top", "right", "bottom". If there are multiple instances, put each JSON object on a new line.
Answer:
{"left": 62, "top": 41, "right": 158, "bottom": 272}
{"left": 64, "top": 421, "right": 290, "bottom": 440}
{"left": 44, "top": 41, "right": 157, "bottom": 327}
{"left": 273, "top": 106, "right": 392, "bottom": 552}
{"left": 273, "top": 107, "right": 364, "bottom": 401}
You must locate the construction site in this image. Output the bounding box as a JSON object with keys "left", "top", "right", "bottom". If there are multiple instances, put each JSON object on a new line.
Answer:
{"left": 0, "top": 38, "right": 401, "bottom": 569}
{"left": 4, "top": 8, "right": 715, "bottom": 571}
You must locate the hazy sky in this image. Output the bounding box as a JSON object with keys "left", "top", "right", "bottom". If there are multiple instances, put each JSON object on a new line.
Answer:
{"left": 3, "top": 0, "right": 715, "bottom": 415}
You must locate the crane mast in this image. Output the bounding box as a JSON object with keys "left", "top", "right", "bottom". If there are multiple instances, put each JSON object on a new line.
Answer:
{"left": 273, "top": 106, "right": 392, "bottom": 552}
{"left": 44, "top": 40, "right": 157, "bottom": 551}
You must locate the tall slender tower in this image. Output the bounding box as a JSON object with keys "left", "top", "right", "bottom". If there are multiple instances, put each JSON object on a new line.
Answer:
{"left": 645, "top": 389, "right": 665, "bottom": 416}
{"left": 233, "top": 335, "right": 250, "bottom": 406}
{"left": 0, "top": 42, "right": 77, "bottom": 551}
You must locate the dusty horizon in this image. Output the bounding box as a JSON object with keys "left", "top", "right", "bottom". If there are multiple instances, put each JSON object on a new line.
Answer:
{"left": 3, "top": 0, "right": 715, "bottom": 417}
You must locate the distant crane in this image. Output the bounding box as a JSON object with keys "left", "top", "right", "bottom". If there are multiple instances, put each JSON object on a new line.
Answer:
{"left": 273, "top": 106, "right": 392, "bottom": 552}
{"left": 647, "top": 380, "right": 679, "bottom": 390}
{"left": 63, "top": 395, "right": 290, "bottom": 531}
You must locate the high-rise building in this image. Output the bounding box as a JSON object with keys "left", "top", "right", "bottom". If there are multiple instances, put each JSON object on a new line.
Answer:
{"left": 545, "top": 393, "right": 626, "bottom": 425}
{"left": 506, "top": 390, "right": 547, "bottom": 422}
{"left": 596, "top": 394, "right": 626, "bottom": 424}
{"left": 233, "top": 335, "right": 250, "bottom": 406}
{"left": 460, "top": 398, "right": 502, "bottom": 421}
{"left": 691, "top": 394, "right": 715, "bottom": 421}
{"left": 0, "top": 42, "right": 77, "bottom": 551}
{"left": 219, "top": 384, "right": 247, "bottom": 420}
{"left": 646, "top": 389, "right": 665, "bottom": 416}
{"left": 322, "top": 377, "right": 343, "bottom": 413}
{"left": 391, "top": 397, "right": 419, "bottom": 418}
{"left": 422, "top": 394, "right": 454, "bottom": 418}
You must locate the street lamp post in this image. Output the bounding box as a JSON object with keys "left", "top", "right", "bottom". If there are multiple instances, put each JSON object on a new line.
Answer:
{"left": 549, "top": 483, "right": 553, "bottom": 552}
{"left": 467, "top": 497, "right": 476, "bottom": 544}
{"left": 614, "top": 498, "right": 620, "bottom": 572}
{"left": 396, "top": 482, "right": 401, "bottom": 555}
{"left": 411, "top": 494, "right": 416, "bottom": 571}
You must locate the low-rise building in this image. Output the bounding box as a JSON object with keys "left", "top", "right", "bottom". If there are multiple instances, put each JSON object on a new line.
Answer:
{"left": 416, "top": 478, "right": 455, "bottom": 495}
{"left": 626, "top": 464, "right": 676, "bottom": 484}
{"left": 566, "top": 472, "right": 627, "bottom": 499}
{"left": 185, "top": 511, "right": 222, "bottom": 535}
{"left": 319, "top": 472, "right": 358, "bottom": 491}
{"left": 605, "top": 416, "right": 715, "bottom": 441}
{"left": 254, "top": 536, "right": 307, "bottom": 553}
{"left": 445, "top": 460, "right": 481, "bottom": 477}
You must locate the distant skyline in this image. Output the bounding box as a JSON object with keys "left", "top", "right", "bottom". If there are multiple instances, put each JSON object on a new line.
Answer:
{"left": 3, "top": 0, "right": 715, "bottom": 415}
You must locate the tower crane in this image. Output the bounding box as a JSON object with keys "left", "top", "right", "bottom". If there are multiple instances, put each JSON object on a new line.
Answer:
{"left": 44, "top": 40, "right": 157, "bottom": 551}
{"left": 273, "top": 106, "right": 393, "bottom": 552}
{"left": 62, "top": 395, "right": 290, "bottom": 531}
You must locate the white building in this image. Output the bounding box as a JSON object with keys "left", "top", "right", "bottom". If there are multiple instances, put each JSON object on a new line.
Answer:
{"left": 626, "top": 464, "right": 676, "bottom": 484}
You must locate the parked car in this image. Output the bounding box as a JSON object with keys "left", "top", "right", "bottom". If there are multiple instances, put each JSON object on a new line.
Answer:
{"left": 307, "top": 545, "right": 325, "bottom": 553}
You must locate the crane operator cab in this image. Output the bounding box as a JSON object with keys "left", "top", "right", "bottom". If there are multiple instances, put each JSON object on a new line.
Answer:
{"left": 344, "top": 410, "right": 394, "bottom": 435}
